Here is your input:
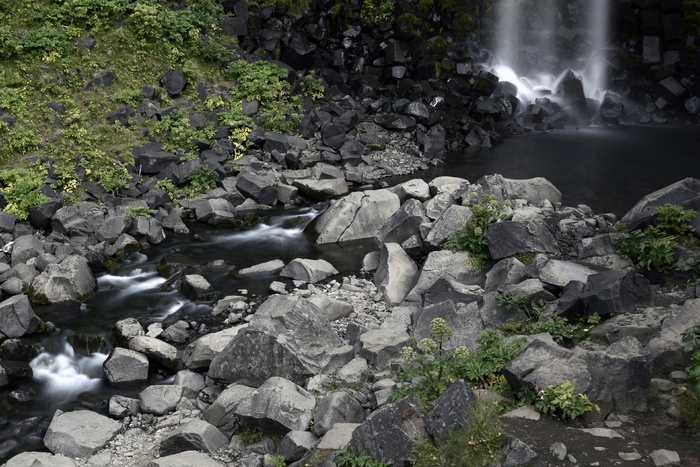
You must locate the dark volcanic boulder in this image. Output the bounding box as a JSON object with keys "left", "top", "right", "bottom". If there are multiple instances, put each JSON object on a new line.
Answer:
{"left": 485, "top": 220, "right": 560, "bottom": 260}
{"left": 207, "top": 295, "right": 345, "bottom": 386}
{"left": 425, "top": 380, "right": 477, "bottom": 441}
{"left": 0, "top": 294, "right": 42, "bottom": 338}
{"left": 29, "top": 256, "right": 96, "bottom": 304}
{"left": 349, "top": 395, "right": 427, "bottom": 466}
{"left": 160, "top": 69, "right": 187, "bottom": 96}
{"left": 51, "top": 202, "right": 106, "bottom": 236}
{"left": 236, "top": 171, "right": 278, "bottom": 205}
{"left": 621, "top": 178, "right": 700, "bottom": 231}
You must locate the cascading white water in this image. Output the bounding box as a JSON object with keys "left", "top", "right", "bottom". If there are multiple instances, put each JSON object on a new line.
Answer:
{"left": 490, "top": 0, "right": 610, "bottom": 104}
{"left": 30, "top": 342, "right": 107, "bottom": 402}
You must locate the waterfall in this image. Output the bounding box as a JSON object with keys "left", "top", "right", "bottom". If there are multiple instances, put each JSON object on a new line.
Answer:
{"left": 490, "top": 0, "right": 610, "bottom": 104}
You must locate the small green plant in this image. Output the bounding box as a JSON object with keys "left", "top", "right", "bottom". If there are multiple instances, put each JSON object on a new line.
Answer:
{"left": 124, "top": 206, "right": 156, "bottom": 218}
{"left": 391, "top": 320, "right": 526, "bottom": 404}
{"left": 239, "top": 426, "right": 265, "bottom": 445}
{"left": 443, "top": 194, "right": 508, "bottom": 269}
{"left": 270, "top": 455, "right": 287, "bottom": 467}
{"left": 98, "top": 161, "right": 131, "bottom": 194}
{"left": 0, "top": 163, "right": 49, "bottom": 220}
{"left": 299, "top": 72, "right": 325, "bottom": 100}
{"left": 184, "top": 165, "right": 218, "bottom": 195}
{"left": 155, "top": 110, "right": 215, "bottom": 158}
{"left": 334, "top": 447, "right": 389, "bottom": 467}
{"left": 112, "top": 88, "right": 142, "bottom": 106}
{"left": 614, "top": 204, "right": 698, "bottom": 275}
{"left": 414, "top": 399, "right": 505, "bottom": 467}
{"left": 534, "top": 382, "right": 599, "bottom": 420}
{"left": 360, "top": 0, "right": 396, "bottom": 23}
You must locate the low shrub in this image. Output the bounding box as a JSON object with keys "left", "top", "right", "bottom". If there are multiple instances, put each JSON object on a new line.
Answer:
{"left": 334, "top": 447, "right": 388, "bottom": 467}
{"left": 534, "top": 381, "right": 599, "bottom": 420}
{"left": 0, "top": 163, "right": 49, "bottom": 220}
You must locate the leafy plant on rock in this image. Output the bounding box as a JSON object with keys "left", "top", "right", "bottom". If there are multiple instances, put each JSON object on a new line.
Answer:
{"left": 124, "top": 206, "right": 156, "bottom": 218}
{"left": 334, "top": 447, "right": 389, "bottom": 467}
{"left": 614, "top": 204, "right": 699, "bottom": 275}
{"left": 443, "top": 194, "right": 509, "bottom": 269}
{"left": 534, "top": 381, "right": 599, "bottom": 420}
{"left": 679, "top": 324, "right": 700, "bottom": 430}
{"left": 391, "top": 319, "right": 526, "bottom": 405}
{"left": 414, "top": 399, "right": 505, "bottom": 467}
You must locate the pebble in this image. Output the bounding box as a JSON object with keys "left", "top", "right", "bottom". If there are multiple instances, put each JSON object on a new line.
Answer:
{"left": 649, "top": 449, "right": 681, "bottom": 466}
{"left": 550, "top": 442, "right": 567, "bottom": 460}
{"left": 619, "top": 452, "right": 642, "bottom": 461}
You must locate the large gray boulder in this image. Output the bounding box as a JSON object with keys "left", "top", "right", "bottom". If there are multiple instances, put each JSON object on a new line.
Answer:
{"left": 207, "top": 295, "right": 344, "bottom": 386}
{"left": 29, "top": 255, "right": 96, "bottom": 304}
{"left": 51, "top": 202, "right": 106, "bottom": 236}
{"left": 96, "top": 215, "right": 132, "bottom": 242}
{"left": 103, "top": 347, "right": 149, "bottom": 384}
{"left": 621, "top": 178, "right": 700, "bottom": 231}
{"left": 425, "top": 380, "right": 477, "bottom": 440}
{"left": 374, "top": 199, "right": 428, "bottom": 245}
{"left": 424, "top": 204, "right": 473, "bottom": 249}
{"left": 313, "top": 390, "right": 365, "bottom": 436}
{"left": 404, "top": 250, "right": 485, "bottom": 304}
{"left": 202, "top": 383, "right": 257, "bottom": 437}
{"left": 0, "top": 294, "right": 42, "bottom": 338}
{"left": 183, "top": 325, "right": 247, "bottom": 371}
{"left": 139, "top": 385, "right": 194, "bottom": 415}
{"left": 280, "top": 258, "right": 338, "bottom": 284}
{"left": 503, "top": 335, "right": 650, "bottom": 415}
{"left": 195, "top": 198, "right": 236, "bottom": 226}
{"left": 234, "top": 376, "right": 315, "bottom": 433}
{"left": 314, "top": 189, "right": 401, "bottom": 244}
{"left": 485, "top": 220, "right": 560, "bottom": 260}
{"left": 537, "top": 259, "right": 602, "bottom": 288}
{"left": 576, "top": 268, "right": 652, "bottom": 319}
{"left": 10, "top": 235, "right": 44, "bottom": 266}
{"left": 235, "top": 171, "right": 278, "bottom": 205}
{"left": 128, "top": 335, "right": 178, "bottom": 372}
{"left": 293, "top": 178, "right": 349, "bottom": 201}
{"left": 357, "top": 327, "right": 411, "bottom": 369}
{"left": 43, "top": 410, "right": 121, "bottom": 458}
{"left": 413, "top": 300, "right": 485, "bottom": 352}
{"left": 373, "top": 243, "right": 418, "bottom": 306}
{"left": 159, "top": 419, "right": 229, "bottom": 456}
{"left": 504, "top": 177, "right": 562, "bottom": 206}
{"left": 349, "top": 395, "right": 427, "bottom": 466}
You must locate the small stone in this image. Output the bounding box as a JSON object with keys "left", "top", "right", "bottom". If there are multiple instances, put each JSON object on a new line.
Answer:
{"left": 578, "top": 428, "right": 623, "bottom": 439}
{"left": 669, "top": 371, "right": 688, "bottom": 382}
{"left": 649, "top": 449, "right": 680, "bottom": 466}
{"left": 619, "top": 452, "right": 643, "bottom": 461}
{"left": 550, "top": 442, "right": 567, "bottom": 460}
{"left": 605, "top": 420, "right": 622, "bottom": 428}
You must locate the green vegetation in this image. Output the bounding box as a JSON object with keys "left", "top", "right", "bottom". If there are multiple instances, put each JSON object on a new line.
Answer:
{"left": 497, "top": 291, "right": 602, "bottom": 345}
{"left": 0, "top": 163, "right": 49, "bottom": 219}
{"left": 414, "top": 399, "right": 505, "bottom": 467}
{"left": 334, "top": 447, "right": 389, "bottom": 467}
{"left": 533, "top": 382, "right": 599, "bottom": 420}
{"left": 360, "top": 0, "right": 395, "bottom": 24}
{"left": 270, "top": 455, "right": 287, "bottom": 467}
{"left": 391, "top": 318, "right": 526, "bottom": 405}
{"left": 124, "top": 206, "right": 156, "bottom": 218}
{"left": 155, "top": 109, "right": 215, "bottom": 159}
{"left": 239, "top": 426, "right": 265, "bottom": 444}
{"left": 443, "top": 194, "right": 509, "bottom": 269}
{"left": 614, "top": 204, "right": 700, "bottom": 277}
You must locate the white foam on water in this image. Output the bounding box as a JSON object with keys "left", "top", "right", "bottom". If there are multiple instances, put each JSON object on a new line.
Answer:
{"left": 213, "top": 208, "right": 320, "bottom": 242}
{"left": 30, "top": 343, "right": 107, "bottom": 402}
{"left": 97, "top": 271, "right": 167, "bottom": 295}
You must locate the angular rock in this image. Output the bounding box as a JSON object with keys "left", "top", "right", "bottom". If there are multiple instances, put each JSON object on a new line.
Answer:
{"left": 109, "top": 395, "right": 140, "bottom": 418}
{"left": 51, "top": 202, "right": 106, "bottom": 236}
{"left": 404, "top": 250, "right": 485, "bottom": 304}
{"left": 44, "top": 410, "right": 121, "bottom": 458}
{"left": 373, "top": 243, "right": 418, "bottom": 306}
{"left": 485, "top": 221, "right": 560, "bottom": 260}
{"left": 279, "top": 431, "right": 318, "bottom": 462}
{"left": 237, "top": 259, "right": 285, "bottom": 277}
{"left": 314, "top": 189, "right": 401, "bottom": 244}
{"left": 424, "top": 204, "right": 473, "bottom": 249}
{"left": 505, "top": 177, "right": 562, "bottom": 206}
{"left": 159, "top": 419, "right": 229, "bottom": 456}
{"left": 139, "top": 385, "right": 192, "bottom": 415}
{"left": 181, "top": 274, "right": 216, "bottom": 301}
{"left": 195, "top": 199, "right": 236, "bottom": 226}
{"left": 103, "top": 347, "right": 149, "bottom": 384}
{"left": 374, "top": 199, "right": 428, "bottom": 246}
{"left": 183, "top": 325, "right": 246, "bottom": 371}
{"left": 358, "top": 327, "right": 411, "bottom": 369}
{"left": 314, "top": 390, "right": 365, "bottom": 436}
{"left": 234, "top": 376, "right": 315, "bottom": 433}
{"left": 128, "top": 335, "right": 178, "bottom": 372}
{"left": 208, "top": 295, "right": 344, "bottom": 386}
{"left": 349, "top": 395, "right": 426, "bottom": 466}
{"left": 280, "top": 258, "right": 338, "bottom": 284}
{"left": 621, "top": 178, "right": 700, "bottom": 231}
{"left": 161, "top": 69, "right": 187, "bottom": 96}
{"left": 3, "top": 452, "right": 78, "bottom": 467}
{"left": 10, "top": 235, "right": 44, "bottom": 267}
{"left": 578, "top": 268, "right": 652, "bottom": 318}
{"left": 425, "top": 380, "right": 477, "bottom": 440}
{"left": 29, "top": 255, "right": 96, "bottom": 304}
{"left": 202, "top": 383, "right": 256, "bottom": 436}
{"left": 236, "top": 171, "right": 278, "bottom": 206}
{"left": 413, "top": 300, "right": 485, "bottom": 352}
{"left": 0, "top": 294, "right": 42, "bottom": 338}
{"left": 293, "top": 178, "right": 349, "bottom": 201}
